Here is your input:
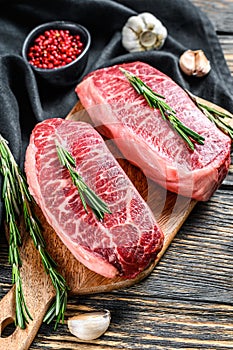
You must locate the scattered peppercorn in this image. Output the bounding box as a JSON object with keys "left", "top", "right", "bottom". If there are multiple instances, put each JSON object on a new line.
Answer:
{"left": 27, "top": 29, "right": 85, "bottom": 69}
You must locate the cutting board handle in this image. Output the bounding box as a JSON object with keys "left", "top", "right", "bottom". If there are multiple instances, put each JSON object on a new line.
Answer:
{"left": 0, "top": 286, "right": 54, "bottom": 350}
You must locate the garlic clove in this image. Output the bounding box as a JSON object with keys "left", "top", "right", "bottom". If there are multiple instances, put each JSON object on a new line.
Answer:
{"left": 122, "top": 27, "right": 144, "bottom": 52}
{"left": 179, "top": 50, "right": 196, "bottom": 76}
{"left": 139, "top": 12, "right": 160, "bottom": 30}
{"left": 122, "top": 12, "right": 167, "bottom": 52}
{"left": 126, "top": 15, "right": 147, "bottom": 34}
{"left": 194, "top": 50, "right": 211, "bottom": 77}
{"left": 139, "top": 13, "right": 167, "bottom": 50}
{"left": 179, "top": 49, "right": 211, "bottom": 77}
{"left": 152, "top": 28, "right": 168, "bottom": 50}
{"left": 67, "top": 309, "right": 111, "bottom": 341}
{"left": 122, "top": 26, "right": 138, "bottom": 41}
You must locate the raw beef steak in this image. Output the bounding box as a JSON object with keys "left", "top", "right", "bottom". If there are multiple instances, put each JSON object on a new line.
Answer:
{"left": 25, "top": 118, "right": 164, "bottom": 279}
{"left": 75, "top": 61, "right": 231, "bottom": 201}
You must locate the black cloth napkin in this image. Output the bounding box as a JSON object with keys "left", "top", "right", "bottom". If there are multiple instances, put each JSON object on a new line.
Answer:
{"left": 0, "top": 0, "right": 232, "bottom": 220}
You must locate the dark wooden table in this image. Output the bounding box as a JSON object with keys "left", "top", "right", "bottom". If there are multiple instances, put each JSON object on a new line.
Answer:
{"left": 1, "top": 1, "right": 233, "bottom": 349}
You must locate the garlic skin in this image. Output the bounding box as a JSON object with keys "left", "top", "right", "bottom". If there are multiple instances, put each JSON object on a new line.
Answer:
{"left": 179, "top": 49, "right": 211, "bottom": 77}
{"left": 67, "top": 309, "right": 111, "bottom": 341}
{"left": 122, "top": 12, "right": 167, "bottom": 52}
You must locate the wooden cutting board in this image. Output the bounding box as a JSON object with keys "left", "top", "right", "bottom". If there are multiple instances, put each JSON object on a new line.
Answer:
{"left": 0, "top": 102, "right": 197, "bottom": 350}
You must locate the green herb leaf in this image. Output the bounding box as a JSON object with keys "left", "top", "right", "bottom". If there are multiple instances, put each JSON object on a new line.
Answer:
{"left": 55, "top": 140, "right": 111, "bottom": 221}
{"left": 13, "top": 264, "right": 33, "bottom": 329}
{"left": 120, "top": 68, "right": 205, "bottom": 150}
{"left": 0, "top": 134, "right": 69, "bottom": 330}
{"left": 186, "top": 90, "right": 233, "bottom": 140}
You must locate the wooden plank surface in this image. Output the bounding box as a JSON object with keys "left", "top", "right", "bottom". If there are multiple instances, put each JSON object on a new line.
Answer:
{"left": 1, "top": 0, "right": 233, "bottom": 349}
{"left": 0, "top": 107, "right": 198, "bottom": 350}
{"left": 191, "top": 0, "right": 233, "bottom": 32}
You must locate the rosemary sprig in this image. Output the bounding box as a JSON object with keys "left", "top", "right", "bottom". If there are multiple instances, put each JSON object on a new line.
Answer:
{"left": 40, "top": 246, "right": 68, "bottom": 329}
{"left": 17, "top": 176, "right": 70, "bottom": 330}
{"left": 0, "top": 135, "right": 69, "bottom": 330}
{"left": 120, "top": 67, "right": 205, "bottom": 151}
{"left": 0, "top": 135, "right": 32, "bottom": 329}
{"left": 186, "top": 90, "right": 233, "bottom": 140}
{"left": 55, "top": 140, "right": 111, "bottom": 221}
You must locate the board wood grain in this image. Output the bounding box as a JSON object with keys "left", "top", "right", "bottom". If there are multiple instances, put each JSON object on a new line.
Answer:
{"left": 0, "top": 102, "right": 197, "bottom": 349}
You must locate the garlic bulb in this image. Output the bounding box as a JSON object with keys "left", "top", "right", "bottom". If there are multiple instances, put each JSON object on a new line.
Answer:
{"left": 179, "top": 49, "right": 211, "bottom": 77}
{"left": 67, "top": 309, "right": 111, "bottom": 340}
{"left": 122, "top": 12, "right": 167, "bottom": 52}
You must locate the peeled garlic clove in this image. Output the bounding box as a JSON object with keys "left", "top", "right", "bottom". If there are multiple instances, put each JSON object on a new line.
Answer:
{"left": 67, "top": 309, "right": 111, "bottom": 341}
{"left": 179, "top": 49, "right": 211, "bottom": 77}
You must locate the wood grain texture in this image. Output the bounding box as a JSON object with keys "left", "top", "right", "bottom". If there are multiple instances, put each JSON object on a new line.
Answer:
{"left": 0, "top": 102, "right": 198, "bottom": 349}
{"left": 28, "top": 178, "right": 233, "bottom": 350}
{"left": 0, "top": 1, "right": 233, "bottom": 349}
{"left": 191, "top": 0, "right": 233, "bottom": 32}
{"left": 219, "top": 35, "right": 233, "bottom": 74}
{"left": 29, "top": 296, "right": 233, "bottom": 350}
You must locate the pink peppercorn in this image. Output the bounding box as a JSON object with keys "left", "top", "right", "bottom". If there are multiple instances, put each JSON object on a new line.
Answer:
{"left": 28, "top": 29, "right": 85, "bottom": 69}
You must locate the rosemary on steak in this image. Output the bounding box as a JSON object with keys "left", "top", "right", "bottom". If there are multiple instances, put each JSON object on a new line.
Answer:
{"left": 55, "top": 140, "right": 111, "bottom": 221}
{"left": 120, "top": 67, "right": 205, "bottom": 151}
{"left": 186, "top": 90, "right": 233, "bottom": 140}
{"left": 0, "top": 134, "right": 69, "bottom": 330}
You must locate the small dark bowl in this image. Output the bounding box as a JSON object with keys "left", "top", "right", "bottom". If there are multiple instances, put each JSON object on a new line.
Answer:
{"left": 22, "top": 21, "right": 91, "bottom": 86}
